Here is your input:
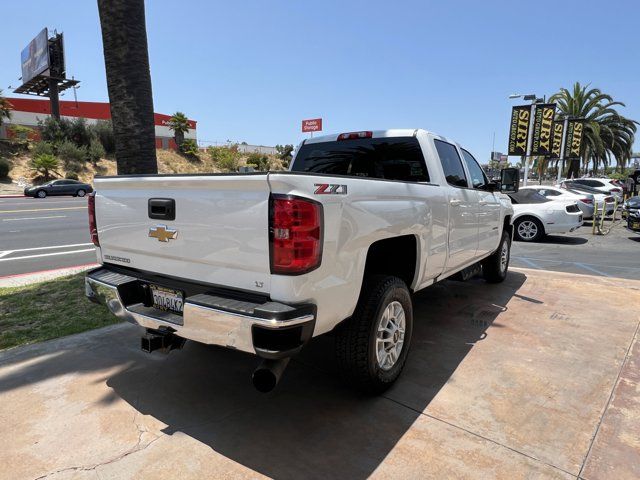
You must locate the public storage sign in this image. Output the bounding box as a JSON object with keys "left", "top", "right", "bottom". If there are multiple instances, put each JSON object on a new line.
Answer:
{"left": 302, "top": 118, "right": 322, "bottom": 133}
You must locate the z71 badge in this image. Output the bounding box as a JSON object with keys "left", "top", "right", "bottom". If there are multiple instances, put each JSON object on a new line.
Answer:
{"left": 314, "top": 183, "right": 348, "bottom": 195}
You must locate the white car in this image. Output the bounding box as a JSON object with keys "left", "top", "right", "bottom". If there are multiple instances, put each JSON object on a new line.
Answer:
{"left": 85, "top": 128, "right": 517, "bottom": 393}
{"left": 508, "top": 189, "right": 583, "bottom": 242}
{"left": 557, "top": 181, "right": 616, "bottom": 215}
{"left": 571, "top": 178, "right": 623, "bottom": 201}
{"left": 520, "top": 185, "right": 595, "bottom": 219}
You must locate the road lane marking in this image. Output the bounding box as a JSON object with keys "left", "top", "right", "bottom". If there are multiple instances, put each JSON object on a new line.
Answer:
{"left": 513, "top": 256, "right": 540, "bottom": 268}
{"left": 0, "top": 243, "right": 92, "bottom": 254}
{"left": 575, "top": 262, "right": 612, "bottom": 277}
{"left": 2, "top": 215, "right": 67, "bottom": 222}
{"left": 0, "top": 207, "right": 86, "bottom": 214}
{"left": 0, "top": 251, "right": 13, "bottom": 258}
{"left": 0, "top": 248, "right": 95, "bottom": 263}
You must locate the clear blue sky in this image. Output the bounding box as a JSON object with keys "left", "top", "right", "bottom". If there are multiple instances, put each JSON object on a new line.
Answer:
{"left": 2, "top": 0, "right": 638, "bottom": 161}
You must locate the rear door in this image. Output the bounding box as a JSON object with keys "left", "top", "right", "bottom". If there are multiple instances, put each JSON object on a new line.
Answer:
{"left": 433, "top": 139, "right": 479, "bottom": 269}
{"left": 460, "top": 149, "right": 501, "bottom": 256}
{"left": 94, "top": 174, "right": 273, "bottom": 294}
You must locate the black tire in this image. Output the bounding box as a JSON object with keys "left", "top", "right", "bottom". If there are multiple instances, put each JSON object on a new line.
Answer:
{"left": 482, "top": 231, "right": 511, "bottom": 283}
{"left": 36, "top": 190, "right": 47, "bottom": 198}
{"left": 335, "top": 275, "right": 413, "bottom": 394}
{"left": 514, "top": 216, "right": 544, "bottom": 242}
{"left": 76, "top": 189, "right": 86, "bottom": 197}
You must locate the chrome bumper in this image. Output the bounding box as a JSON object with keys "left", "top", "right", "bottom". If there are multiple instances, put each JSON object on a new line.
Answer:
{"left": 85, "top": 267, "right": 315, "bottom": 358}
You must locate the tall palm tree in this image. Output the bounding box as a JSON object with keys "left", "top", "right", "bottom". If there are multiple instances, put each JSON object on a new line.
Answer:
{"left": 550, "top": 82, "right": 636, "bottom": 177}
{"left": 167, "top": 112, "right": 190, "bottom": 149}
{"left": 0, "top": 89, "right": 12, "bottom": 126}
{"left": 97, "top": 0, "right": 157, "bottom": 174}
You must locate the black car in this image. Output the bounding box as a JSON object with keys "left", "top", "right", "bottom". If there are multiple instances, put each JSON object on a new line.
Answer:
{"left": 624, "top": 196, "right": 640, "bottom": 233}
{"left": 24, "top": 179, "right": 94, "bottom": 198}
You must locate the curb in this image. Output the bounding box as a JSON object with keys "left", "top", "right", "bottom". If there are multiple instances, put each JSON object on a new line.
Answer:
{"left": 0, "top": 263, "right": 99, "bottom": 288}
{"left": 0, "top": 194, "right": 25, "bottom": 198}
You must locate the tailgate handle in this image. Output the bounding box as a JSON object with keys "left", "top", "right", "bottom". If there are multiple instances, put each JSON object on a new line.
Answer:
{"left": 148, "top": 198, "right": 176, "bottom": 220}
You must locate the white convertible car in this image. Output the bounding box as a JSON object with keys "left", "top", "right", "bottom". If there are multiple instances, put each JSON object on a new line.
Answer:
{"left": 508, "top": 189, "right": 583, "bottom": 242}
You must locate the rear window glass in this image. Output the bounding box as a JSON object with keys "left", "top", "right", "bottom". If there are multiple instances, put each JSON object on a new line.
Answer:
{"left": 292, "top": 137, "right": 429, "bottom": 182}
{"left": 508, "top": 190, "right": 551, "bottom": 204}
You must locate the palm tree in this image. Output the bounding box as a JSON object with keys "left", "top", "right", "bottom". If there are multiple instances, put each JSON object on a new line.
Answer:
{"left": 0, "top": 89, "right": 12, "bottom": 126}
{"left": 30, "top": 154, "right": 61, "bottom": 181}
{"left": 97, "top": 0, "right": 157, "bottom": 175}
{"left": 167, "top": 112, "right": 190, "bottom": 149}
{"left": 550, "top": 82, "right": 637, "bottom": 177}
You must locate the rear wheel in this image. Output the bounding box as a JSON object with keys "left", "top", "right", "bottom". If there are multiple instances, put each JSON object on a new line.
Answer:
{"left": 36, "top": 190, "right": 47, "bottom": 198}
{"left": 482, "top": 231, "right": 510, "bottom": 283}
{"left": 335, "top": 275, "right": 413, "bottom": 394}
{"left": 76, "top": 189, "right": 86, "bottom": 197}
{"left": 514, "top": 217, "right": 544, "bottom": 242}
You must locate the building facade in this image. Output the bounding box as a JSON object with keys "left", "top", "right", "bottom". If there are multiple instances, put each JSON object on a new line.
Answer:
{"left": 0, "top": 97, "right": 197, "bottom": 150}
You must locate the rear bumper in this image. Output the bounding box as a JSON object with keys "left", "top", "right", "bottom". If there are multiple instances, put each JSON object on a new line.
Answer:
{"left": 85, "top": 267, "right": 316, "bottom": 359}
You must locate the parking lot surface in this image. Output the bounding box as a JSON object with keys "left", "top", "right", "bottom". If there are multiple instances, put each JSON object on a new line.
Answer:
{"left": 1, "top": 268, "right": 638, "bottom": 479}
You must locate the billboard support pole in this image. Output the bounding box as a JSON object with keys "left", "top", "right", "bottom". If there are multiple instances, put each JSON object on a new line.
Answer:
{"left": 48, "top": 78, "right": 60, "bottom": 120}
{"left": 522, "top": 102, "right": 536, "bottom": 187}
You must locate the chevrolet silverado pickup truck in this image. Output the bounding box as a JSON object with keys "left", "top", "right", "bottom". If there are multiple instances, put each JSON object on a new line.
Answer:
{"left": 85, "top": 129, "right": 518, "bottom": 393}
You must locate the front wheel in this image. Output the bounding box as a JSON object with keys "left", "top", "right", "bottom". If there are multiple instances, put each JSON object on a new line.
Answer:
{"left": 76, "top": 189, "right": 86, "bottom": 197}
{"left": 36, "top": 190, "right": 47, "bottom": 198}
{"left": 514, "top": 217, "right": 544, "bottom": 242}
{"left": 335, "top": 275, "right": 413, "bottom": 394}
{"left": 482, "top": 231, "right": 511, "bottom": 283}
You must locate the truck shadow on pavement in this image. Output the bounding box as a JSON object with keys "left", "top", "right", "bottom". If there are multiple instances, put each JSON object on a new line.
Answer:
{"left": 99, "top": 271, "right": 528, "bottom": 480}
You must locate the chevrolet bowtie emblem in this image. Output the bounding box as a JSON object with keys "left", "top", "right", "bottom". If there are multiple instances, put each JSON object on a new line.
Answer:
{"left": 149, "top": 225, "right": 178, "bottom": 242}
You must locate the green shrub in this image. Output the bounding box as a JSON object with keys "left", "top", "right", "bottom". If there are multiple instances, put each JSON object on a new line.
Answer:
{"left": 7, "top": 125, "right": 34, "bottom": 148}
{"left": 30, "top": 153, "right": 61, "bottom": 180}
{"left": 0, "top": 158, "right": 10, "bottom": 178}
{"left": 208, "top": 146, "right": 240, "bottom": 172}
{"left": 66, "top": 171, "right": 80, "bottom": 180}
{"left": 40, "top": 117, "right": 72, "bottom": 144}
{"left": 180, "top": 138, "right": 199, "bottom": 157}
{"left": 87, "top": 139, "right": 106, "bottom": 163}
{"left": 68, "top": 118, "right": 92, "bottom": 147}
{"left": 89, "top": 120, "right": 115, "bottom": 155}
{"left": 57, "top": 140, "right": 87, "bottom": 164}
{"left": 31, "top": 141, "right": 55, "bottom": 157}
{"left": 246, "top": 153, "right": 270, "bottom": 171}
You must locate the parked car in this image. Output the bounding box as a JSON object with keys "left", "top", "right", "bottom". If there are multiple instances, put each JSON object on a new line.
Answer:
{"left": 508, "top": 189, "right": 583, "bottom": 242}
{"left": 520, "top": 185, "right": 595, "bottom": 219}
{"left": 85, "top": 128, "right": 519, "bottom": 394}
{"left": 570, "top": 178, "right": 623, "bottom": 201}
{"left": 624, "top": 196, "right": 640, "bottom": 233}
{"left": 557, "top": 181, "right": 615, "bottom": 215}
{"left": 24, "top": 179, "right": 94, "bottom": 198}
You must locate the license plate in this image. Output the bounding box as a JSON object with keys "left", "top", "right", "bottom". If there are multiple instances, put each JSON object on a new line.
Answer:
{"left": 150, "top": 285, "right": 184, "bottom": 314}
{"left": 632, "top": 222, "right": 640, "bottom": 230}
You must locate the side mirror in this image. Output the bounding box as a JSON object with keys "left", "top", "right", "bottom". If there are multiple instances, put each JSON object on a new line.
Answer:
{"left": 500, "top": 168, "right": 520, "bottom": 193}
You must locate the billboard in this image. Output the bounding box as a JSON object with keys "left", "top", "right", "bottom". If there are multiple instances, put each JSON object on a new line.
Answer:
{"left": 302, "top": 118, "right": 322, "bottom": 133}
{"left": 21, "top": 28, "right": 50, "bottom": 84}
{"left": 530, "top": 103, "right": 556, "bottom": 156}
{"left": 507, "top": 105, "right": 531, "bottom": 156}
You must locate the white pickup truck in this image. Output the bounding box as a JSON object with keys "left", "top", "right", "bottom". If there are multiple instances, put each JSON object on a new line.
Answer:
{"left": 85, "top": 129, "right": 518, "bottom": 393}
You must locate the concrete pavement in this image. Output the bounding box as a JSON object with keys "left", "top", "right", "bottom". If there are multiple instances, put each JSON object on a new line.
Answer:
{"left": 1, "top": 268, "right": 638, "bottom": 479}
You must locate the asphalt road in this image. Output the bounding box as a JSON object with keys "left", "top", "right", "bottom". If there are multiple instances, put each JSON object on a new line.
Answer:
{"left": 1, "top": 195, "right": 639, "bottom": 280}
{"left": 0, "top": 196, "right": 97, "bottom": 277}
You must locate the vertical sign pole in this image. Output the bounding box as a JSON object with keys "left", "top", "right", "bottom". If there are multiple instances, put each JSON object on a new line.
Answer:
{"left": 557, "top": 116, "right": 569, "bottom": 183}
{"left": 48, "top": 77, "right": 61, "bottom": 120}
{"left": 523, "top": 103, "right": 536, "bottom": 187}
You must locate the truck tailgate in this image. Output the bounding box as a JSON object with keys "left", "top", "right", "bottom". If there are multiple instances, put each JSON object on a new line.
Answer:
{"left": 93, "top": 174, "right": 272, "bottom": 294}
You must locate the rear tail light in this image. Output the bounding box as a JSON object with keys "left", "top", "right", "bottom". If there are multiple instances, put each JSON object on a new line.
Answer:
{"left": 580, "top": 198, "right": 593, "bottom": 204}
{"left": 566, "top": 203, "right": 580, "bottom": 213}
{"left": 269, "top": 195, "right": 322, "bottom": 275}
{"left": 88, "top": 192, "right": 99, "bottom": 246}
{"left": 610, "top": 187, "right": 622, "bottom": 193}
{"left": 604, "top": 196, "right": 614, "bottom": 203}
{"left": 337, "top": 131, "right": 373, "bottom": 141}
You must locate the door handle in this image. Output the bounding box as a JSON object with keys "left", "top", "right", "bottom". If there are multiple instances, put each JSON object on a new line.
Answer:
{"left": 449, "top": 199, "right": 462, "bottom": 206}
{"left": 478, "top": 200, "right": 489, "bottom": 205}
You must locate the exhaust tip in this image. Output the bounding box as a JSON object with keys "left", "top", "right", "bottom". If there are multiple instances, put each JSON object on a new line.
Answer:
{"left": 252, "top": 368, "right": 277, "bottom": 393}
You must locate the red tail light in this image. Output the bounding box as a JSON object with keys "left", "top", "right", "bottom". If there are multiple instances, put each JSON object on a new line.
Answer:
{"left": 337, "top": 131, "right": 373, "bottom": 141}
{"left": 270, "top": 195, "right": 322, "bottom": 275}
{"left": 581, "top": 198, "right": 593, "bottom": 204}
{"left": 604, "top": 196, "right": 614, "bottom": 203}
{"left": 88, "top": 192, "right": 99, "bottom": 246}
{"left": 610, "top": 188, "right": 621, "bottom": 193}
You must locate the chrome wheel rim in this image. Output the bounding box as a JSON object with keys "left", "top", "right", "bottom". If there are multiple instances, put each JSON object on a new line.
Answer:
{"left": 376, "top": 301, "right": 406, "bottom": 371}
{"left": 37, "top": 191, "right": 45, "bottom": 198}
{"left": 77, "top": 190, "right": 85, "bottom": 197}
{"left": 500, "top": 240, "right": 509, "bottom": 272}
{"left": 517, "top": 220, "right": 538, "bottom": 240}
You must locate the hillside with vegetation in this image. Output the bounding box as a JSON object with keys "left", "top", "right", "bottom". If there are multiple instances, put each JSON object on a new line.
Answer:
{"left": 0, "top": 115, "right": 292, "bottom": 192}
